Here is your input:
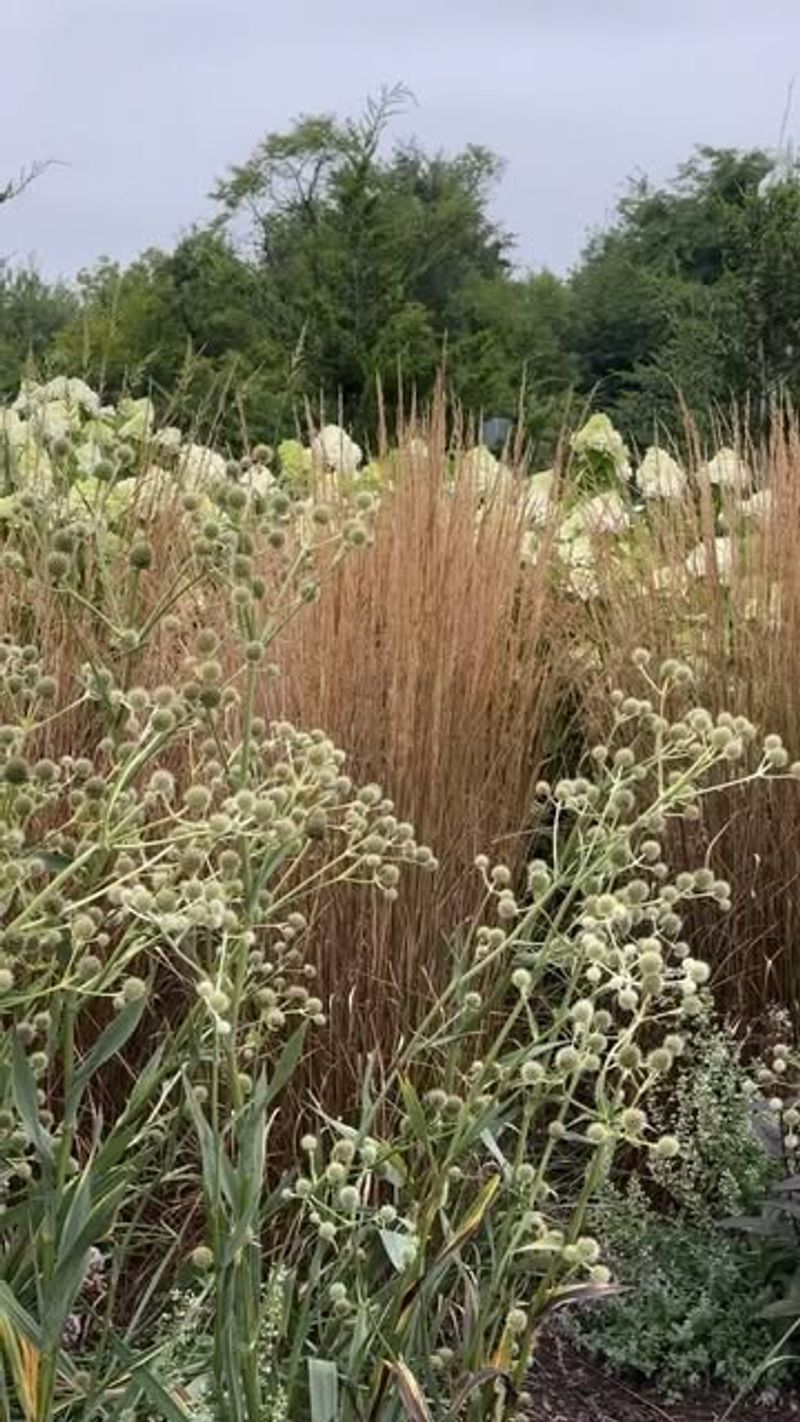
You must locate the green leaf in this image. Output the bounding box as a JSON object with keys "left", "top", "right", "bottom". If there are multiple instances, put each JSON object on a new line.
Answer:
{"left": 265, "top": 1024, "right": 308, "bottom": 1107}
{"left": 183, "top": 1079, "right": 236, "bottom": 1209}
{"left": 445, "top": 1368, "right": 515, "bottom": 1418}
{"left": 387, "top": 1358, "right": 432, "bottom": 1421}
{"left": 226, "top": 1073, "right": 269, "bottom": 1261}
{"left": 398, "top": 1078, "right": 430, "bottom": 1148}
{"left": 109, "top": 1334, "right": 195, "bottom": 1421}
{"left": 379, "top": 1230, "right": 414, "bottom": 1273}
{"left": 11, "top": 1035, "right": 53, "bottom": 1166}
{"left": 43, "top": 1171, "right": 129, "bottom": 1350}
{"left": 66, "top": 998, "right": 146, "bottom": 1115}
{"left": 308, "top": 1358, "right": 339, "bottom": 1422}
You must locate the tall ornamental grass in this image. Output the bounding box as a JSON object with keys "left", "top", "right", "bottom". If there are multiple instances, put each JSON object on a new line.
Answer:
{"left": 585, "top": 419, "right": 800, "bottom": 1018}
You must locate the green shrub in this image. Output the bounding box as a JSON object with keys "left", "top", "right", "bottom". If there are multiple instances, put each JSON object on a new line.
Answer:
{"left": 567, "top": 1180, "right": 780, "bottom": 1393}
{"left": 568, "top": 1023, "right": 793, "bottom": 1394}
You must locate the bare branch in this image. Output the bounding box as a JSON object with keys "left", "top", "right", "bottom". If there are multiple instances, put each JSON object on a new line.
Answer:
{"left": 0, "top": 159, "right": 62, "bottom": 208}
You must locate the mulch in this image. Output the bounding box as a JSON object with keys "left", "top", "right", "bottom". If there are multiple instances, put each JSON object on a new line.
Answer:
{"left": 522, "top": 1336, "right": 800, "bottom": 1422}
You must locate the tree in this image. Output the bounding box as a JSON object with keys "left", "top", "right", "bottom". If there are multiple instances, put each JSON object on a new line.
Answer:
{"left": 570, "top": 146, "right": 800, "bottom": 445}
{"left": 212, "top": 88, "right": 515, "bottom": 435}
{"left": 0, "top": 265, "right": 76, "bottom": 398}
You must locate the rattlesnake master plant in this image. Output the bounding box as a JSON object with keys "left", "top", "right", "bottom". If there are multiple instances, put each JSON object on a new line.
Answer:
{"left": 1, "top": 631, "right": 796, "bottom": 1422}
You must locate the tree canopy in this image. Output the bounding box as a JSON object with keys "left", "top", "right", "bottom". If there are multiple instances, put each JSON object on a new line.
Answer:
{"left": 5, "top": 99, "right": 800, "bottom": 457}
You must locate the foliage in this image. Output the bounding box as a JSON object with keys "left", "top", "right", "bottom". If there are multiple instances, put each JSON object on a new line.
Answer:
{"left": 568, "top": 1025, "right": 794, "bottom": 1393}
{"left": 723, "top": 1038, "right": 800, "bottom": 1324}
{"left": 571, "top": 147, "right": 800, "bottom": 444}
{"left": 567, "top": 1181, "right": 781, "bottom": 1393}
{"left": 0, "top": 384, "right": 795, "bottom": 1418}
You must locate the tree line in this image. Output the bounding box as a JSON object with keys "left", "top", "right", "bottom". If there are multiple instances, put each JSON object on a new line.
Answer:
{"left": 4, "top": 89, "right": 800, "bottom": 460}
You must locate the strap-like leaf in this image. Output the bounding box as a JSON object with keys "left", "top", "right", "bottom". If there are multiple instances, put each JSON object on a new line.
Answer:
{"left": 387, "top": 1358, "right": 433, "bottom": 1421}
{"left": 11, "top": 1035, "right": 53, "bottom": 1166}
{"left": 66, "top": 998, "right": 146, "bottom": 1116}
{"left": 308, "top": 1357, "right": 339, "bottom": 1422}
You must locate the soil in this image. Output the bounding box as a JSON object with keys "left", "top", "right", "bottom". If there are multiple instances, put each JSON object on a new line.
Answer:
{"left": 523, "top": 1336, "right": 800, "bottom": 1422}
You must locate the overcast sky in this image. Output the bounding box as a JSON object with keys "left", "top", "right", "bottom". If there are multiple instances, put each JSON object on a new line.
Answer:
{"left": 3, "top": 0, "right": 800, "bottom": 282}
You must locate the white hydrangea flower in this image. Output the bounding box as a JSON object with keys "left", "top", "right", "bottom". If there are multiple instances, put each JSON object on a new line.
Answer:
{"left": 312, "top": 424, "right": 363, "bottom": 476}
{"left": 152, "top": 425, "right": 183, "bottom": 454}
{"left": 652, "top": 564, "right": 689, "bottom": 594}
{"left": 743, "top": 581, "right": 781, "bottom": 630}
{"left": 525, "top": 470, "right": 555, "bottom": 525}
{"left": 520, "top": 530, "right": 540, "bottom": 566}
{"left": 0, "top": 408, "right": 28, "bottom": 449}
{"left": 567, "top": 561, "right": 600, "bottom": 600}
{"left": 180, "top": 442, "right": 227, "bottom": 488}
{"left": 45, "top": 377, "right": 101, "bottom": 416}
{"left": 461, "top": 443, "right": 499, "bottom": 496}
{"left": 561, "top": 491, "right": 630, "bottom": 538}
{"left": 32, "top": 399, "right": 74, "bottom": 443}
{"left": 570, "top": 413, "right": 631, "bottom": 482}
{"left": 558, "top": 531, "right": 600, "bottom": 596}
{"left": 243, "top": 462, "right": 276, "bottom": 497}
{"left": 118, "top": 397, "right": 155, "bottom": 441}
{"left": 636, "top": 447, "right": 687, "bottom": 499}
{"left": 14, "top": 376, "right": 100, "bottom": 418}
{"left": 581, "top": 490, "right": 631, "bottom": 534}
{"left": 14, "top": 440, "right": 53, "bottom": 491}
{"left": 704, "top": 447, "right": 750, "bottom": 490}
{"left": 685, "top": 536, "right": 733, "bottom": 583}
{"left": 738, "top": 488, "right": 774, "bottom": 522}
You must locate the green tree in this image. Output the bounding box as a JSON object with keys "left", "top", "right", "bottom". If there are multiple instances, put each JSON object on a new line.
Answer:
{"left": 571, "top": 146, "right": 800, "bottom": 444}
{"left": 212, "top": 88, "right": 515, "bottom": 434}
{"left": 0, "top": 265, "right": 76, "bottom": 398}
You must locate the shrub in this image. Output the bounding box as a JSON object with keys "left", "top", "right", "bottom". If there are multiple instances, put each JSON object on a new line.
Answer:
{"left": 568, "top": 1022, "right": 788, "bottom": 1394}
{"left": 567, "top": 1181, "right": 780, "bottom": 1393}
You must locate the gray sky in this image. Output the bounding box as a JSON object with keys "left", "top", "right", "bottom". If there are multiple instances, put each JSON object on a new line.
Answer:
{"left": 3, "top": 0, "right": 800, "bottom": 282}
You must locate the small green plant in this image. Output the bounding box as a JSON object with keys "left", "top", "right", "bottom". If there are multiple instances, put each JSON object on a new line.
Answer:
{"left": 565, "top": 1180, "right": 780, "bottom": 1393}
{"left": 567, "top": 1022, "right": 797, "bottom": 1395}
{"left": 724, "top": 1038, "right": 800, "bottom": 1323}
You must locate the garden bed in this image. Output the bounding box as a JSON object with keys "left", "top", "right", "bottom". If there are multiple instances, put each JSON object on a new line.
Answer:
{"left": 525, "top": 1337, "right": 800, "bottom": 1422}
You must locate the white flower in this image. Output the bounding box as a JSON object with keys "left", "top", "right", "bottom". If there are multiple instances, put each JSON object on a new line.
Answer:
{"left": 743, "top": 581, "right": 781, "bottom": 630}
{"left": 636, "top": 447, "right": 687, "bottom": 500}
{"left": 14, "top": 440, "right": 53, "bottom": 491}
{"left": 153, "top": 425, "right": 183, "bottom": 454}
{"left": 556, "top": 531, "right": 600, "bottom": 598}
{"left": 520, "top": 530, "right": 540, "bottom": 566}
{"left": 44, "top": 377, "right": 100, "bottom": 416}
{"left": 118, "top": 397, "right": 155, "bottom": 441}
{"left": 14, "top": 376, "right": 100, "bottom": 419}
{"left": 738, "top": 488, "right": 774, "bottom": 522}
{"left": 0, "top": 408, "right": 28, "bottom": 449}
{"left": 180, "top": 442, "right": 227, "bottom": 488}
{"left": 561, "top": 491, "right": 630, "bottom": 538}
{"left": 704, "top": 447, "right": 750, "bottom": 490}
{"left": 244, "top": 462, "right": 276, "bottom": 497}
{"left": 567, "top": 562, "right": 600, "bottom": 600}
{"left": 651, "top": 564, "right": 689, "bottom": 594}
{"left": 32, "top": 399, "right": 74, "bottom": 443}
{"left": 570, "top": 413, "right": 631, "bottom": 482}
{"left": 312, "top": 424, "right": 363, "bottom": 476}
{"left": 685, "top": 536, "right": 733, "bottom": 583}
{"left": 462, "top": 443, "right": 499, "bottom": 496}
{"left": 525, "top": 470, "right": 555, "bottom": 525}
{"left": 582, "top": 491, "right": 631, "bottom": 534}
